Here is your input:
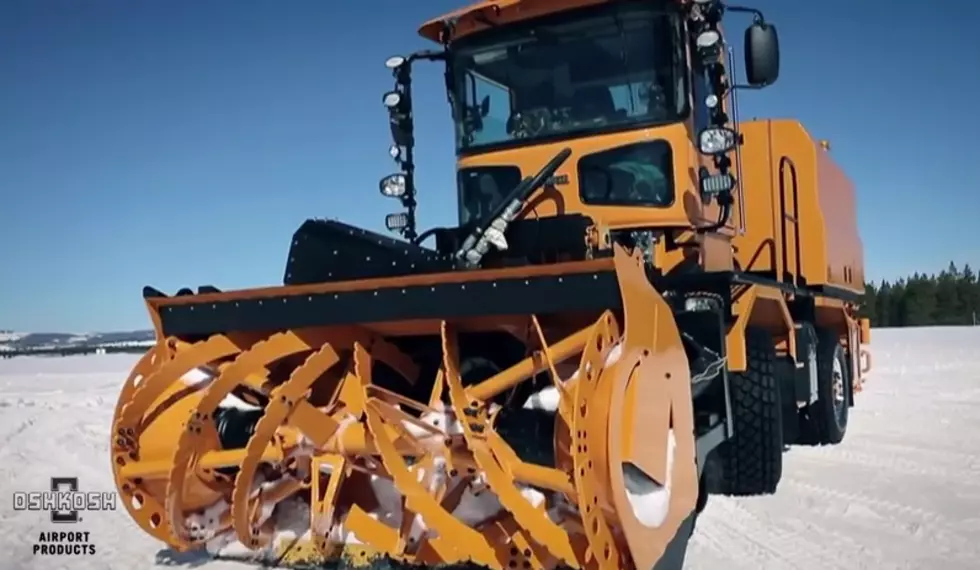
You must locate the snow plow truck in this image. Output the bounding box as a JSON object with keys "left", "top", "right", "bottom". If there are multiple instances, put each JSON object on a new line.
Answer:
{"left": 110, "top": 0, "right": 873, "bottom": 568}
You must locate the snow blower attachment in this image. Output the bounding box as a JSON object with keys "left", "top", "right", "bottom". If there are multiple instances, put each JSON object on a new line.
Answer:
{"left": 112, "top": 246, "right": 698, "bottom": 570}
{"left": 111, "top": 1, "right": 874, "bottom": 568}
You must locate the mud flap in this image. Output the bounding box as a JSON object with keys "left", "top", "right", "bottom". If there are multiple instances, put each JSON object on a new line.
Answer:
{"left": 651, "top": 512, "right": 696, "bottom": 570}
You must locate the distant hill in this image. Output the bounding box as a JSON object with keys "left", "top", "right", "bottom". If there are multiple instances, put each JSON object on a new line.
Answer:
{"left": 0, "top": 330, "right": 155, "bottom": 353}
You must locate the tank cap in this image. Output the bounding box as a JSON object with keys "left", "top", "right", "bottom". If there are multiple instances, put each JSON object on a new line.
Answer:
{"left": 820, "top": 140, "right": 831, "bottom": 151}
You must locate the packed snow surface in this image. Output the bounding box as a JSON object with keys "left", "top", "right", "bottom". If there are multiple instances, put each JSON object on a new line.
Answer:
{"left": 2, "top": 326, "right": 979, "bottom": 570}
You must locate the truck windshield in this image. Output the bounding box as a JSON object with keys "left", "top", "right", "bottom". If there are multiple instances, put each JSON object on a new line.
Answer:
{"left": 449, "top": 2, "right": 687, "bottom": 153}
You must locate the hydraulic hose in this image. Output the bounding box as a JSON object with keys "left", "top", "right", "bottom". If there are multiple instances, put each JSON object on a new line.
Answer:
{"left": 454, "top": 147, "right": 572, "bottom": 264}
{"left": 697, "top": 199, "right": 733, "bottom": 233}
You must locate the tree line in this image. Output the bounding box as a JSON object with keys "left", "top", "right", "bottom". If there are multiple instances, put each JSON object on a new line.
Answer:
{"left": 860, "top": 262, "right": 979, "bottom": 327}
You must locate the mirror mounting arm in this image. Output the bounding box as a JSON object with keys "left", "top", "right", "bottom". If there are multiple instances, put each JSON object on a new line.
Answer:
{"left": 408, "top": 50, "right": 446, "bottom": 63}
{"left": 387, "top": 62, "right": 418, "bottom": 240}
{"left": 380, "top": 50, "right": 448, "bottom": 242}
{"left": 724, "top": 5, "right": 766, "bottom": 24}
{"left": 730, "top": 83, "right": 764, "bottom": 91}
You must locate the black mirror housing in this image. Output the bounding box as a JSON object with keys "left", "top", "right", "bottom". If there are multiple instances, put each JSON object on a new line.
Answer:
{"left": 744, "top": 22, "right": 780, "bottom": 87}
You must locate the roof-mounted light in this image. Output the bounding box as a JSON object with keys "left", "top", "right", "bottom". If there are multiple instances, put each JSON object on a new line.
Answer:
{"left": 384, "top": 56, "right": 406, "bottom": 69}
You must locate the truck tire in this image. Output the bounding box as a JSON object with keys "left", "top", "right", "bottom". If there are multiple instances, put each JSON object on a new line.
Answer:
{"left": 799, "top": 326, "right": 849, "bottom": 445}
{"left": 707, "top": 327, "right": 783, "bottom": 496}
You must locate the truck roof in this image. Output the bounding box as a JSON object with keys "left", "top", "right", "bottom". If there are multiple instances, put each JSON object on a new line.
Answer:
{"left": 418, "top": 0, "right": 610, "bottom": 43}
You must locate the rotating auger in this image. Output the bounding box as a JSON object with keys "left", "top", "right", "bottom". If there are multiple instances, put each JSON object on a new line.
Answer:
{"left": 110, "top": 246, "right": 700, "bottom": 570}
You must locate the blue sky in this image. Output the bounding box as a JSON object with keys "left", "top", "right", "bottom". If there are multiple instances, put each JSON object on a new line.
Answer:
{"left": 1, "top": 0, "right": 978, "bottom": 332}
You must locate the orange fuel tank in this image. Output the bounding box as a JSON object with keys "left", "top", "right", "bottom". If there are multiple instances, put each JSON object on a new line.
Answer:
{"left": 733, "top": 119, "right": 864, "bottom": 294}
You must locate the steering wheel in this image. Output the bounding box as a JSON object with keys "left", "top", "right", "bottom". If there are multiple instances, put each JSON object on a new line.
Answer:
{"left": 509, "top": 108, "right": 552, "bottom": 139}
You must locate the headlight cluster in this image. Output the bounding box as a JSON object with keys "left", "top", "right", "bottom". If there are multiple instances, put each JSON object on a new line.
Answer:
{"left": 697, "top": 127, "right": 738, "bottom": 155}
{"left": 379, "top": 173, "right": 406, "bottom": 198}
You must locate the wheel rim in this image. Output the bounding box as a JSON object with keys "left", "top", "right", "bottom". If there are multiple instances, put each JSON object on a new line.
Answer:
{"left": 831, "top": 351, "right": 847, "bottom": 428}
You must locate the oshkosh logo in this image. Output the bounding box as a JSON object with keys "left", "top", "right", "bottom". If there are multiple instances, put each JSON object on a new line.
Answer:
{"left": 544, "top": 174, "right": 570, "bottom": 186}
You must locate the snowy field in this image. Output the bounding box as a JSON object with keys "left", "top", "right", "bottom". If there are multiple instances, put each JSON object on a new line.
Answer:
{"left": 1, "top": 326, "right": 978, "bottom": 570}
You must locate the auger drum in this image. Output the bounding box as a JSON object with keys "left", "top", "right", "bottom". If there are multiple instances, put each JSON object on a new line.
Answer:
{"left": 111, "top": 247, "right": 700, "bottom": 569}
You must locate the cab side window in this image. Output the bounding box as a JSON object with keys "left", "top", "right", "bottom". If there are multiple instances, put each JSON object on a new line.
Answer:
{"left": 578, "top": 141, "right": 674, "bottom": 207}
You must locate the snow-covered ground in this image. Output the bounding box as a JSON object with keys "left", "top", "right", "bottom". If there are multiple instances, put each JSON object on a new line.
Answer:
{"left": 1, "top": 327, "right": 978, "bottom": 570}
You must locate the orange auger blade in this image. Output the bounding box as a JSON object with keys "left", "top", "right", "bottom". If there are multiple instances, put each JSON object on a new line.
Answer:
{"left": 164, "top": 332, "right": 314, "bottom": 548}
{"left": 110, "top": 244, "right": 699, "bottom": 570}
{"left": 442, "top": 321, "right": 580, "bottom": 568}
{"left": 230, "top": 341, "right": 342, "bottom": 549}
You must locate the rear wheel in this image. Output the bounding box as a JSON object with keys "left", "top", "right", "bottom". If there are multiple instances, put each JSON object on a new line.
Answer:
{"left": 707, "top": 327, "right": 783, "bottom": 496}
{"left": 799, "top": 326, "right": 849, "bottom": 445}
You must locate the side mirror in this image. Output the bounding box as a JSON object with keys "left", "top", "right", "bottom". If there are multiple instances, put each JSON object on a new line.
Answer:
{"left": 744, "top": 22, "right": 780, "bottom": 87}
